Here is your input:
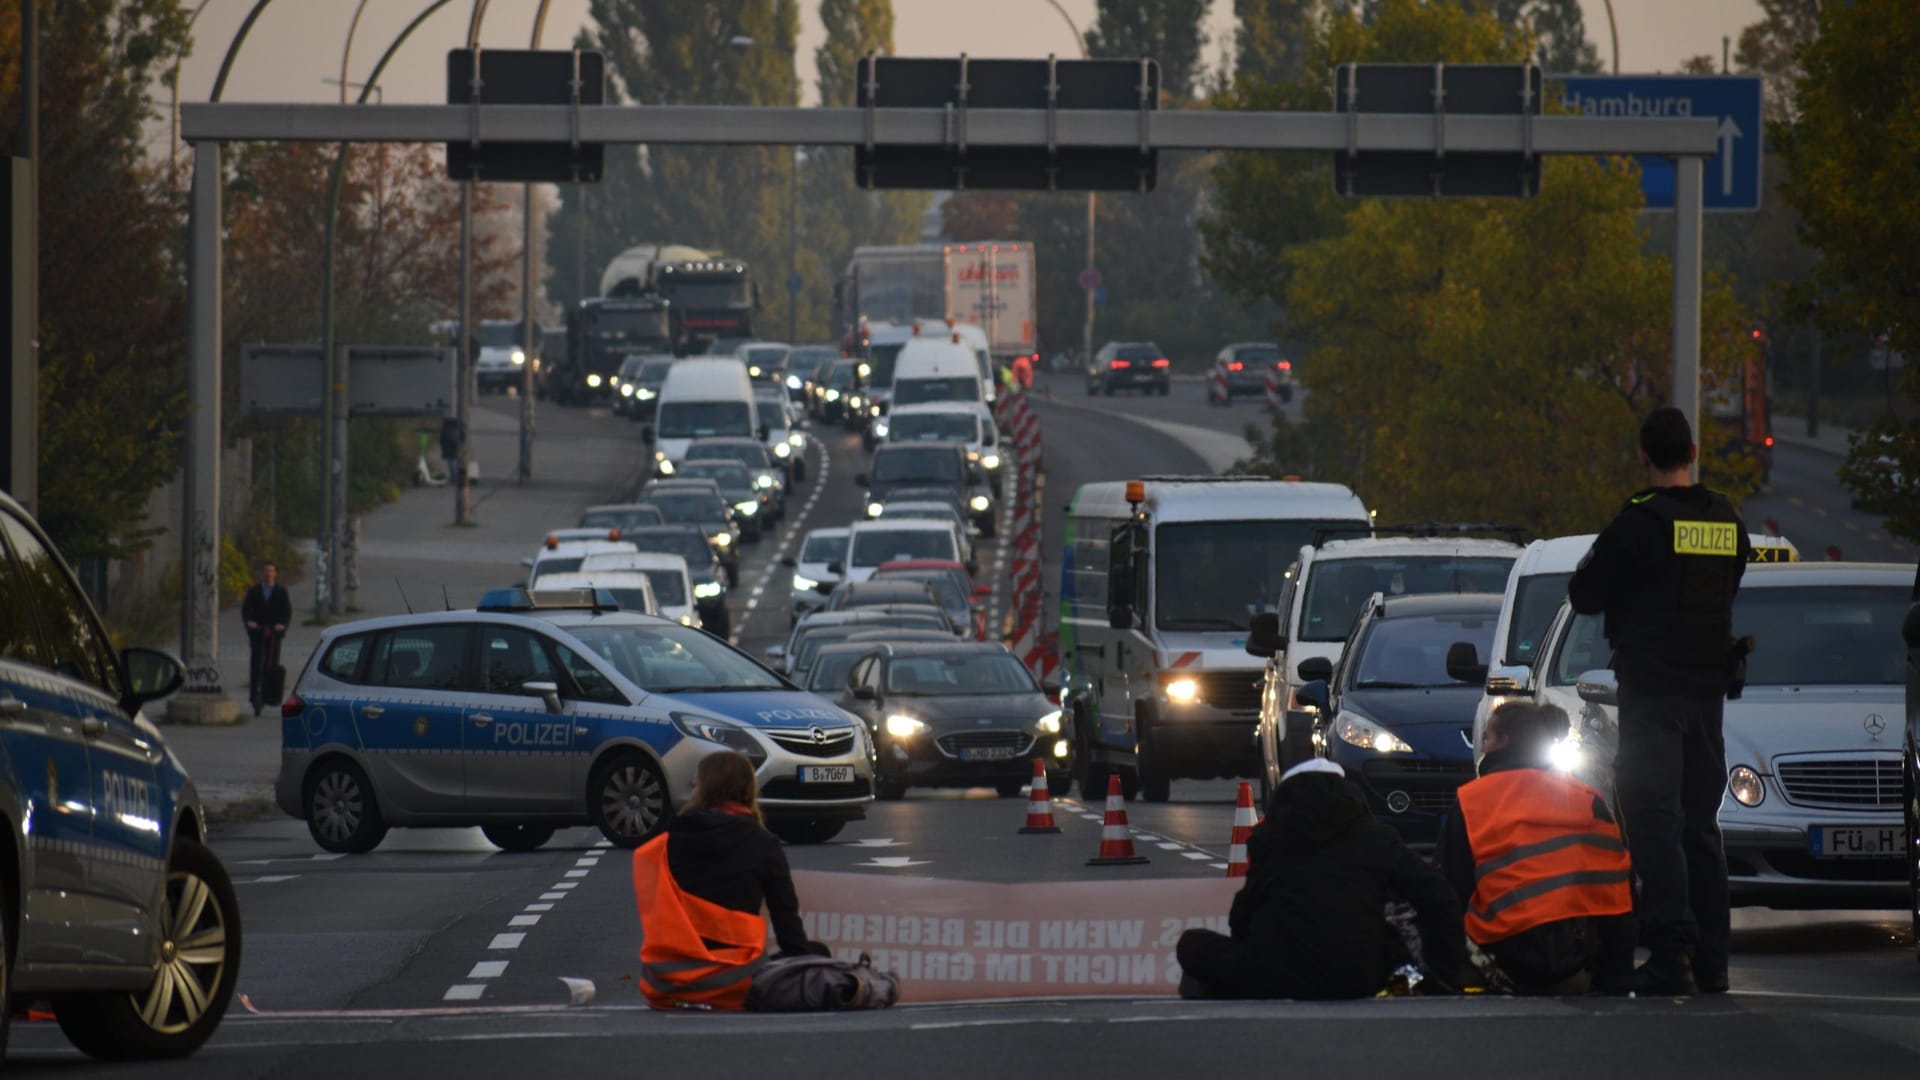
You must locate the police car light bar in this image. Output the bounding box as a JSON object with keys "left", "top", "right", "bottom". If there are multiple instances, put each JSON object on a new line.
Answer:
{"left": 477, "top": 587, "right": 622, "bottom": 613}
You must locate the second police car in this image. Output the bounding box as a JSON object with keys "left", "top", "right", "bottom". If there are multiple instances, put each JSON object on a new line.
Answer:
{"left": 275, "top": 589, "right": 875, "bottom": 852}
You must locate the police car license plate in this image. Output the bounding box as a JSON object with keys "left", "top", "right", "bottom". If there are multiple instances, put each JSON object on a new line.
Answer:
{"left": 1809, "top": 825, "right": 1901, "bottom": 858}
{"left": 960, "top": 746, "right": 1019, "bottom": 762}
{"left": 798, "top": 766, "right": 853, "bottom": 784}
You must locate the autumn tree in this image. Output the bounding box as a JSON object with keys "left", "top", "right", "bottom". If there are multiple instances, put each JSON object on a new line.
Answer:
{"left": 1084, "top": 0, "right": 1211, "bottom": 99}
{"left": 1779, "top": 0, "right": 1920, "bottom": 539}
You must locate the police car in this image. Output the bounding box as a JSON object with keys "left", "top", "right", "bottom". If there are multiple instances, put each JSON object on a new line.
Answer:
{"left": 0, "top": 491, "right": 240, "bottom": 1060}
{"left": 276, "top": 589, "right": 875, "bottom": 853}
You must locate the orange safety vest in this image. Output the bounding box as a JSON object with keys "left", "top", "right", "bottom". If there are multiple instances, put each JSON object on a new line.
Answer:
{"left": 1456, "top": 768, "right": 1633, "bottom": 946}
{"left": 631, "top": 834, "right": 769, "bottom": 1010}
{"left": 1013, "top": 354, "right": 1034, "bottom": 390}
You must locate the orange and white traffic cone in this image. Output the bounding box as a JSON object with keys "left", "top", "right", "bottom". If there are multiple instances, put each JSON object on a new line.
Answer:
{"left": 1019, "top": 758, "right": 1061, "bottom": 834}
{"left": 1226, "top": 781, "right": 1257, "bottom": 877}
{"left": 1086, "top": 773, "right": 1149, "bottom": 866}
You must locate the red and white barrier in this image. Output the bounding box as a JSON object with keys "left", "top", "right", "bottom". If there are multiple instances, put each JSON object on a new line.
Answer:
{"left": 1263, "top": 368, "right": 1280, "bottom": 413}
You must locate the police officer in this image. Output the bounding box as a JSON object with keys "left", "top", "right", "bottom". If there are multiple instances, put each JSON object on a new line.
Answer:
{"left": 1568, "top": 407, "right": 1751, "bottom": 995}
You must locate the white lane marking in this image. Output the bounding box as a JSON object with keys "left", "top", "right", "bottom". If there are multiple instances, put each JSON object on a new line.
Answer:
{"left": 524, "top": 903, "right": 554, "bottom": 912}
{"left": 563, "top": 869, "right": 589, "bottom": 878}
{"left": 1181, "top": 851, "right": 1212, "bottom": 861}
{"left": 468, "top": 961, "right": 509, "bottom": 979}
{"left": 594, "top": 839, "right": 612, "bottom": 848}
{"left": 231, "top": 875, "right": 300, "bottom": 885}
{"left": 913, "top": 1018, "right": 1076, "bottom": 1031}
{"left": 552, "top": 882, "right": 578, "bottom": 890}
{"left": 509, "top": 914, "right": 541, "bottom": 927}
{"left": 734, "top": 437, "right": 831, "bottom": 644}
{"left": 847, "top": 838, "right": 905, "bottom": 848}
{"left": 1208, "top": 863, "right": 1229, "bottom": 870}
{"left": 539, "top": 892, "right": 566, "bottom": 901}
{"left": 488, "top": 933, "right": 526, "bottom": 950}
{"left": 1155, "top": 843, "right": 1186, "bottom": 851}
{"left": 857, "top": 856, "right": 931, "bottom": 868}
{"left": 443, "top": 985, "right": 487, "bottom": 1002}
{"left": 574, "top": 858, "right": 599, "bottom": 868}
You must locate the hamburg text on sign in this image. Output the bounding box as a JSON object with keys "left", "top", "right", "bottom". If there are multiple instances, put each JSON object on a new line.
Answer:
{"left": 1554, "top": 74, "right": 1764, "bottom": 213}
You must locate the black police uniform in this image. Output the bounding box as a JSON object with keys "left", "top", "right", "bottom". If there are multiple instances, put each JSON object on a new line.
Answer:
{"left": 1568, "top": 484, "right": 1749, "bottom": 989}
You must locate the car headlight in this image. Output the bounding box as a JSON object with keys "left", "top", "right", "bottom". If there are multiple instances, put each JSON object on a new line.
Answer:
{"left": 967, "top": 451, "right": 980, "bottom": 462}
{"left": 671, "top": 713, "right": 766, "bottom": 764}
{"left": 638, "top": 387, "right": 657, "bottom": 400}
{"left": 1547, "top": 736, "right": 1585, "bottom": 773}
{"left": 734, "top": 500, "right": 758, "bottom": 517}
{"left": 787, "top": 432, "right": 805, "bottom": 447}
{"left": 711, "top": 532, "right": 732, "bottom": 548}
{"left": 885, "top": 714, "right": 927, "bottom": 738}
{"left": 873, "top": 421, "right": 890, "bottom": 439}
{"left": 693, "top": 580, "right": 724, "bottom": 599}
{"left": 754, "top": 474, "right": 775, "bottom": 490}
{"left": 866, "top": 502, "right": 884, "bottom": 518}
{"left": 1728, "top": 764, "right": 1765, "bottom": 807}
{"left": 826, "top": 389, "right": 841, "bottom": 402}
{"left": 510, "top": 349, "right": 526, "bottom": 366}
{"left": 749, "top": 365, "right": 763, "bottom": 378}
{"left": 1163, "top": 677, "right": 1199, "bottom": 705}
{"left": 869, "top": 404, "right": 881, "bottom": 416}
{"left": 792, "top": 573, "right": 819, "bottom": 592}
{"left": 1334, "top": 711, "right": 1413, "bottom": 754}
{"left": 620, "top": 383, "right": 635, "bottom": 398}
{"left": 848, "top": 395, "right": 863, "bottom": 409}
{"left": 1035, "top": 709, "right": 1062, "bottom": 734}
{"left": 981, "top": 453, "right": 1001, "bottom": 470}
{"left": 786, "top": 374, "right": 802, "bottom": 389}
{"left": 773, "top": 441, "right": 792, "bottom": 458}
{"left": 586, "top": 373, "right": 603, "bottom": 388}
{"left": 969, "top": 495, "right": 991, "bottom": 512}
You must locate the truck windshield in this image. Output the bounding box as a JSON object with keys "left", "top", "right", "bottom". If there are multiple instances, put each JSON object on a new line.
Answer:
{"left": 586, "top": 309, "right": 669, "bottom": 339}
{"left": 1298, "top": 556, "right": 1515, "bottom": 643}
{"left": 662, "top": 279, "right": 750, "bottom": 308}
{"left": 894, "top": 377, "right": 981, "bottom": 405}
{"left": 476, "top": 323, "right": 520, "bottom": 347}
{"left": 1154, "top": 520, "right": 1359, "bottom": 632}
{"left": 657, "top": 401, "right": 751, "bottom": 439}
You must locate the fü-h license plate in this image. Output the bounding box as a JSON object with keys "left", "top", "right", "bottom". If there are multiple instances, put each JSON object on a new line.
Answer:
{"left": 798, "top": 766, "right": 854, "bottom": 784}
{"left": 1810, "top": 825, "right": 1901, "bottom": 858}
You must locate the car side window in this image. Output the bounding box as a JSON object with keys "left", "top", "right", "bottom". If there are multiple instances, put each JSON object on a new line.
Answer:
{"left": 552, "top": 643, "right": 625, "bottom": 705}
{"left": 479, "top": 626, "right": 556, "bottom": 695}
{"left": 0, "top": 517, "right": 46, "bottom": 667}
{"left": 0, "top": 509, "right": 120, "bottom": 696}
{"left": 368, "top": 624, "right": 473, "bottom": 691}
{"left": 320, "top": 632, "right": 373, "bottom": 682}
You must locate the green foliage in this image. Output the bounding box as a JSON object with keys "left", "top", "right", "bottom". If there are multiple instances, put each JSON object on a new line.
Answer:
{"left": 1085, "top": 0, "right": 1212, "bottom": 99}
{"left": 1779, "top": 0, "right": 1920, "bottom": 539}
{"left": 1232, "top": 0, "right": 1323, "bottom": 86}
{"left": 33, "top": 349, "right": 184, "bottom": 560}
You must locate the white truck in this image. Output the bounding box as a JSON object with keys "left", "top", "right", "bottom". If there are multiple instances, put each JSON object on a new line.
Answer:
{"left": 840, "top": 242, "right": 1038, "bottom": 366}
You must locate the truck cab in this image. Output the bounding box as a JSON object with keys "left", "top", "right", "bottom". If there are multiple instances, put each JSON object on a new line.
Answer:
{"left": 1057, "top": 477, "right": 1370, "bottom": 802}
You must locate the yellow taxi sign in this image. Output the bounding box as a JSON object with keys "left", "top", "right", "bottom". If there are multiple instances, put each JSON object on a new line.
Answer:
{"left": 1749, "top": 537, "right": 1799, "bottom": 563}
{"left": 1673, "top": 521, "right": 1739, "bottom": 557}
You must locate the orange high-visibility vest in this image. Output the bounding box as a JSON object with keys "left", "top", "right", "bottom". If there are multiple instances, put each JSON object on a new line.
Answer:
{"left": 1457, "top": 768, "right": 1633, "bottom": 946}
{"left": 1013, "top": 354, "right": 1034, "bottom": 390}
{"left": 631, "top": 834, "right": 769, "bottom": 1010}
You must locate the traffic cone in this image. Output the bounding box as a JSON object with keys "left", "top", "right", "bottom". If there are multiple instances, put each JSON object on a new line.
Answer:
{"left": 1086, "top": 773, "right": 1149, "bottom": 866}
{"left": 1226, "top": 781, "right": 1257, "bottom": 878}
{"left": 1019, "top": 758, "right": 1061, "bottom": 834}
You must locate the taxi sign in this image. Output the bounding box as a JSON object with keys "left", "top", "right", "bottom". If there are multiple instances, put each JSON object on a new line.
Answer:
{"left": 478, "top": 587, "right": 622, "bottom": 612}
{"left": 1749, "top": 536, "right": 1798, "bottom": 563}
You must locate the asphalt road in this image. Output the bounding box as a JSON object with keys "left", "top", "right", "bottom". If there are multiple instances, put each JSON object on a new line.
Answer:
{"left": 10, "top": 387, "right": 1920, "bottom": 1076}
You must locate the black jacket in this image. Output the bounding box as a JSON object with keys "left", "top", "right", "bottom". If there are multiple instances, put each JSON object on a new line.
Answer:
{"left": 1435, "top": 749, "right": 1635, "bottom": 988}
{"left": 1229, "top": 773, "right": 1464, "bottom": 1000}
{"left": 664, "top": 808, "right": 813, "bottom": 956}
{"left": 242, "top": 584, "right": 292, "bottom": 633}
{"left": 1568, "top": 484, "right": 1750, "bottom": 696}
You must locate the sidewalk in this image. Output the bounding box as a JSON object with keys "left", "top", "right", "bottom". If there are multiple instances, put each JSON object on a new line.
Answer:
{"left": 164, "top": 399, "right": 648, "bottom": 820}
{"left": 1771, "top": 414, "right": 1857, "bottom": 458}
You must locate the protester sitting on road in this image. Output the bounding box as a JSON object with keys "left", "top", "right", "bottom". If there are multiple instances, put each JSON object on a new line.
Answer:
{"left": 631, "top": 751, "right": 829, "bottom": 1011}
{"left": 1176, "top": 759, "right": 1465, "bottom": 1000}
{"left": 1436, "top": 702, "right": 1636, "bottom": 995}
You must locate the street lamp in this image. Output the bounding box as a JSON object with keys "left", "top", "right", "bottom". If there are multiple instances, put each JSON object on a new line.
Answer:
{"left": 730, "top": 34, "right": 801, "bottom": 344}
{"left": 1041, "top": 0, "right": 1098, "bottom": 370}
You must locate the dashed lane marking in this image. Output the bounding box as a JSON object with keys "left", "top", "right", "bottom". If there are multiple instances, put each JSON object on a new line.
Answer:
{"left": 443, "top": 984, "right": 487, "bottom": 1002}
{"left": 509, "top": 914, "right": 542, "bottom": 927}
{"left": 1181, "top": 852, "right": 1212, "bottom": 861}
{"left": 564, "top": 869, "right": 589, "bottom": 878}
{"left": 525, "top": 903, "right": 554, "bottom": 912}
{"left": 488, "top": 933, "right": 526, "bottom": 950}
{"left": 469, "top": 961, "right": 509, "bottom": 979}
{"left": 734, "top": 438, "right": 831, "bottom": 645}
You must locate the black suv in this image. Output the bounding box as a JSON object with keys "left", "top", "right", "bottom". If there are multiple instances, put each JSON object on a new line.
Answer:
{"left": 857, "top": 442, "right": 995, "bottom": 538}
{"left": 1088, "top": 341, "right": 1171, "bottom": 396}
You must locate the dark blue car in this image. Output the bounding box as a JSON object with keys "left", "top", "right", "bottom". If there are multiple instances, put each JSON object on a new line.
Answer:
{"left": 1307, "top": 592, "right": 1501, "bottom": 846}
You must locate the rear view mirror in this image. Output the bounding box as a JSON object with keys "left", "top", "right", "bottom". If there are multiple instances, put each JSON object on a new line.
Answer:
{"left": 1445, "top": 641, "right": 1489, "bottom": 686}
{"left": 1245, "top": 611, "right": 1287, "bottom": 658}
{"left": 781, "top": 555, "right": 797, "bottom": 567}
{"left": 1575, "top": 669, "right": 1618, "bottom": 707}
{"left": 765, "top": 644, "right": 788, "bottom": 661}
{"left": 827, "top": 561, "right": 845, "bottom": 576}
{"left": 1294, "top": 679, "right": 1329, "bottom": 713}
{"left": 852, "top": 686, "right": 879, "bottom": 702}
{"left": 641, "top": 425, "right": 655, "bottom": 444}
{"left": 122, "top": 647, "right": 184, "bottom": 709}
{"left": 1296, "top": 656, "right": 1333, "bottom": 684}
{"left": 524, "top": 680, "right": 563, "bottom": 714}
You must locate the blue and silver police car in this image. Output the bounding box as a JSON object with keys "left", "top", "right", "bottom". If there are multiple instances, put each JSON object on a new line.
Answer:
{"left": 0, "top": 491, "right": 239, "bottom": 1061}
{"left": 276, "top": 589, "right": 875, "bottom": 852}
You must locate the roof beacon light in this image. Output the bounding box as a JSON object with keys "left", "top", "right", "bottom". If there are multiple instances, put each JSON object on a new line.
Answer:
{"left": 1125, "top": 481, "right": 1146, "bottom": 506}
{"left": 545, "top": 535, "right": 559, "bottom": 550}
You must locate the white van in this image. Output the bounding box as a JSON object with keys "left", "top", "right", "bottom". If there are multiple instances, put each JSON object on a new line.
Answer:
{"left": 912, "top": 318, "right": 996, "bottom": 404}
{"left": 891, "top": 334, "right": 987, "bottom": 410}
{"left": 649, "top": 358, "right": 762, "bottom": 476}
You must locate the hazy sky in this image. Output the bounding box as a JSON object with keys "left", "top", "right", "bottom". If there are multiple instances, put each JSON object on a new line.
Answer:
{"left": 166, "top": 0, "right": 1765, "bottom": 137}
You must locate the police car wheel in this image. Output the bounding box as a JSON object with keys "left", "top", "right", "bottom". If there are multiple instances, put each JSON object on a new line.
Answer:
{"left": 304, "top": 759, "right": 388, "bottom": 854}
{"left": 55, "top": 842, "right": 240, "bottom": 1061}
{"left": 768, "top": 818, "right": 844, "bottom": 845}
{"left": 481, "top": 825, "right": 555, "bottom": 853}
{"left": 590, "top": 753, "right": 669, "bottom": 848}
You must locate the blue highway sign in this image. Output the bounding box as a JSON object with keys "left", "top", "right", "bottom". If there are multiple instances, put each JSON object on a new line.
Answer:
{"left": 1554, "top": 74, "right": 1763, "bottom": 212}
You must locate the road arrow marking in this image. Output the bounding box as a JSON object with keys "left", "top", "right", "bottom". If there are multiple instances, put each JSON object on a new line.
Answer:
{"left": 847, "top": 838, "right": 905, "bottom": 848}
{"left": 1717, "top": 116, "right": 1742, "bottom": 196}
{"left": 857, "top": 856, "right": 930, "bottom": 868}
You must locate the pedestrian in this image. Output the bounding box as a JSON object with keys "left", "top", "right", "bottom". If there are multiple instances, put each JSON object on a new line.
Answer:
{"left": 1012, "top": 352, "right": 1034, "bottom": 391}
{"left": 1569, "top": 406, "right": 1751, "bottom": 995}
{"left": 241, "top": 561, "right": 291, "bottom": 717}
{"left": 1435, "top": 702, "right": 1636, "bottom": 995}
{"left": 1175, "top": 760, "right": 1464, "bottom": 1000}
{"left": 630, "top": 751, "right": 829, "bottom": 1011}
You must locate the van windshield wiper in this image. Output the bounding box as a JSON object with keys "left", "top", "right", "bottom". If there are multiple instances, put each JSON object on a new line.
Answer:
{"left": 1160, "top": 617, "right": 1243, "bottom": 630}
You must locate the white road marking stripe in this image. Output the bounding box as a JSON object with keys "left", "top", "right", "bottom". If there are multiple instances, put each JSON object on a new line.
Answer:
{"left": 551, "top": 882, "right": 578, "bottom": 890}
{"left": 1156, "top": 843, "right": 1186, "bottom": 851}
{"left": 468, "top": 961, "right": 509, "bottom": 979}
{"left": 563, "top": 869, "right": 589, "bottom": 878}
{"left": 1181, "top": 851, "right": 1212, "bottom": 861}
{"left": 539, "top": 892, "right": 566, "bottom": 901}
{"left": 524, "top": 903, "right": 554, "bottom": 912}
{"left": 509, "top": 914, "right": 541, "bottom": 927}
{"left": 488, "top": 933, "right": 525, "bottom": 950}
{"left": 594, "top": 839, "right": 612, "bottom": 847}
{"left": 1207, "top": 862, "right": 1228, "bottom": 870}
{"left": 443, "top": 985, "right": 486, "bottom": 1002}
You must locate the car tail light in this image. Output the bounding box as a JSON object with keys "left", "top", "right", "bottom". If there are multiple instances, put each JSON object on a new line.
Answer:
{"left": 281, "top": 693, "right": 306, "bottom": 720}
{"left": 1228, "top": 361, "right": 1244, "bottom": 372}
{"left": 1765, "top": 436, "right": 1774, "bottom": 447}
{"left": 1151, "top": 358, "right": 1170, "bottom": 368}
{"left": 1110, "top": 359, "right": 1131, "bottom": 369}
{"left": 1278, "top": 360, "right": 1292, "bottom": 371}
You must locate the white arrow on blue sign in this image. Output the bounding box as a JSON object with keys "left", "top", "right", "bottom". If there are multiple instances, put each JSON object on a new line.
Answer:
{"left": 1553, "top": 74, "right": 1764, "bottom": 212}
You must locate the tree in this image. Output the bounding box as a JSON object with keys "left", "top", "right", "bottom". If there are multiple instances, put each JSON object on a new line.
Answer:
{"left": 1233, "top": 0, "right": 1325, "bottom": 86}
{"left": 1735, "top": 0, "right": 1820, "bottom": 124}
{"left": 1466, "top": 0, "right": 1600, "bottom": 73}
{"left": 0, "top": 0, "right": 192, "bottom": 561}
{"left": 1778, "top": 0, "right": 1920, "bottom": 539}
{"left": 1085, "top": 0, "right": 1211, "bottom": 100}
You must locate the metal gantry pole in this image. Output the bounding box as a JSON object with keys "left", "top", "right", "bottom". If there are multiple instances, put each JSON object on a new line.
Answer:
{"left": 176, "top": 142, "right": 232, "bottom": 720}
{"left": 1672, "top": 154, "right": 1705, "bottom": 482}
{"left": 457, "top": 182, "right": 475, "bottom": 524}
{"left": 1081, "top": 192, "right": 1095, "bottom": 370}
{"left": 520, "top": 0, "right": 552, "bottom": 484}
{"left": 6, "top": 0, "right": 38, "bottom": 513}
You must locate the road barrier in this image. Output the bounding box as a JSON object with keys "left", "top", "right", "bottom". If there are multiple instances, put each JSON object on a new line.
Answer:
{"left": 995, "top": 387, "right": 1058, "bottom": 687}
{"left": 1210, "top": 367, "right": 1229, "bottom": 406}
{"left": 1226, "top": 782, "right": 1257, "bottom": 878}
{"left": 1086, "top": 774, "right": 1150, "bottom": 866}
{"left": 1263, "top": 368, "right": 1281, "bottom": 413}
{"left": 1019, "top": 759, "right": 1062, "bottom": 834}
